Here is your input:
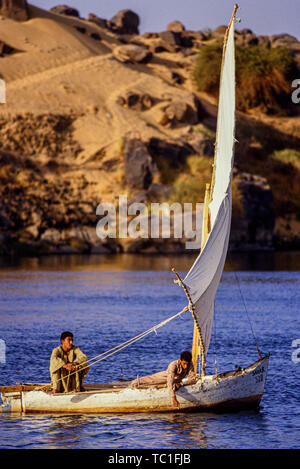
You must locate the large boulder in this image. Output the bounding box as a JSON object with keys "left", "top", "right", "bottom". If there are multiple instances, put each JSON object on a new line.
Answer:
{"left": 158, "top": 31, "right": 182, "bottom": 48}
{"left": 147, "top": 138, "right": 193, "bottom": 168}
{"left": 0, "top": 0, "right": 29, "bottom": 21}
{"left": 167, "top": 21, "right": 185, "bottom": 32}
{"left": 113, "top": 44, "right": 152, "bottom": 64}
{"left": 179, "top": 33, "right": 194, "bottom": 48}
{"left": 148, "top": 38, "right": 179, "bottom": 54}
{"left": 123, "top": 138, "right": 158, "bottom": 190}
{"left": 158, "top": 93, "right": 204, "bottom": 127}
{"left": 186, "top": 133, "right": 215, "bottom": 157}
{"left": 270, "top": 34, "right": 300, "bottom": 66}
{"left": 0, "top": 40, "right": 18, "bottom": 56}
{"left": 235, "top": 31, "right": 258, "bottom": 47}
{"left": 88, "top": 13, "right": 107, "bottom": 29}
{"left": 270, "top": 33, "right": 299, "bottom": 48}
{"left": 257, "top": 35, "right": 271, "bottom": 49}
{"left": 232, "top": 172, "right": 275, "bottom": 247}
{"left": 163, "top": 100, "right": 199, "bottom": 126}
{"left": 50, "top": 5, "right": 79, "bottom": 17}
{"left": 213, "top": 25, "right": 227, "bottom": 36}
{"left": 109, "top": 9, "right": 139, "bottom": 35}
{"left": 238, "top": 28, "right": 254, "bottom": 35}
{"left": 117, "top": 90, "right": 153, "bottom": 111}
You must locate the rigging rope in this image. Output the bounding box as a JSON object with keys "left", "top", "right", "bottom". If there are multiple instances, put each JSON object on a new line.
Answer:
{"left": 229, "top": 256, "right": 262, "bottom": 359}
{"left": 40, "top": 306, "right": 189, "bottom": 391}
{"left": 213, "top": 300, "right": 218, "bottom": 376}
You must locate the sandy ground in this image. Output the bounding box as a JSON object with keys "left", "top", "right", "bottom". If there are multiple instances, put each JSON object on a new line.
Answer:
{"left": 0, "top": 4, "right": 203, "bottom": 164}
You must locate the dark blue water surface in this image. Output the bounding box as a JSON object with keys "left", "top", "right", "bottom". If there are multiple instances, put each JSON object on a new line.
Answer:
{"left": 0, "top": 253, "right": 299, "bottom": 449}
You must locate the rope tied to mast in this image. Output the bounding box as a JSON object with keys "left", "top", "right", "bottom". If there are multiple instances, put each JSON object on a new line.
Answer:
{"left": 172, "top": 268, "right": 206, "bottom": 377}
{"left": 39, "top": 305, "right": 189, "bottom": 392}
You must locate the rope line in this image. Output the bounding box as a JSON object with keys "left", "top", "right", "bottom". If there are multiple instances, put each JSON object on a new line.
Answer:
{"left": 40, "top": 306, "right": 189, "bottom": 391}
{"left": 229, "top": 257, "right": 262, "bottom": 359}
{"left": 213, "top": 300, "right": 218, "bottom": 376}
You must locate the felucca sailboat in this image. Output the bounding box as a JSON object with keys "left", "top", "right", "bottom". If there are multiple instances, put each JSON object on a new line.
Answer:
{"left": 0, "top": 4, "right": 269, "bottom": 414}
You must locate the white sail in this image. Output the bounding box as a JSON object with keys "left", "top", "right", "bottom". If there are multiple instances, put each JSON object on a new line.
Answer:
{"left": 184, "top": 19, "right": 236, "bottom": 354}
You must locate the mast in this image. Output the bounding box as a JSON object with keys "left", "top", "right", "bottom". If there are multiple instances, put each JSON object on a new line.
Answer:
{"left": 192, "top": 183, "right": 210, "bottom": 376}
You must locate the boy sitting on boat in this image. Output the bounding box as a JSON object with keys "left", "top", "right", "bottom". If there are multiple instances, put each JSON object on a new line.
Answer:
{"left": 50, "top": 331, "right": 89, "bottom": 393}
{"left": 131, "top": 350, "right": 196, "bottom": 407}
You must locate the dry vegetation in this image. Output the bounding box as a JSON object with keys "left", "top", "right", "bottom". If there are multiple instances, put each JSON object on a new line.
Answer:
{"left": 193, "top": 42, "right": 299, "bottom": 114}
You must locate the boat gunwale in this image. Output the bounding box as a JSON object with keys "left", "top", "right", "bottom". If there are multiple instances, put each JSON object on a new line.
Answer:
{"left": 0, "top": 354, "right": 269, "bottom": 398}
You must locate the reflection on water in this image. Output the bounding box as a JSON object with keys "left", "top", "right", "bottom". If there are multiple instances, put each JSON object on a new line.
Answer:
{"left": 0, "top": 251, "right": 300, "bottom": 272}
{"left": 0, "top": 409, "right": 268, "bottom": 449}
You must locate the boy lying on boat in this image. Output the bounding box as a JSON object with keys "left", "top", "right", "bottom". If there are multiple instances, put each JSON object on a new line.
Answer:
{"left": 50, "top": 331, "right": 89, "bottom": 393}
{"left": 131, "top": 350, "right": 196, "bottom": 407}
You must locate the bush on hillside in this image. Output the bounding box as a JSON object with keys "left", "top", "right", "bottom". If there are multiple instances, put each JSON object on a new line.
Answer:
{"left": 193, "top": 42, "right": 299, "bottom": 114}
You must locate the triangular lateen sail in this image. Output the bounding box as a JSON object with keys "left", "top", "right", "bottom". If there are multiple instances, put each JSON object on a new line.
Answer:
{"left": 184, "top": 12, "right": 236, "bottom": 357}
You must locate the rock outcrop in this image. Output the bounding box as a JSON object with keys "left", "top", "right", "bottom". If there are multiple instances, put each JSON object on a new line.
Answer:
{"left": 0, "top": 7, "right": 298, "bottom": 256}
{"left": 0, "top": 113, "right": 81, "bottom": 160}
{"left": 147, "top": 138, "right": 194, "bottom": 168}
{"left": 113, "top": 44, "right": 152, "bottom": 64}
{"left": 109, "top": 9, "right": 140, "bottom": 35}
{"left": 184, "top": 133, "right": 215, "bottom": 157}
{"left": 158, "top": 92, "right": 205, "bottom": 127}
{"left": 88, "top": 13, "right": 107, "bottom": 29}
{"left": 0, "top": 40, "right": 18, "bottom": 56}
{"left": 123, "top": 138, "right": 158, "bottom": 190}
{"left": 116, "top": 90, "right": 153, "bottom": 111}
{"left": 167, "top": 21, "right": 185, "bottom": 32}
{"left": 162, "top": 100, "right": 200, "bottom": 127}
{"left": 231, "top": 172, "right": 275, "bottom": 248}
{"left": 0, "top": 0, "right": 29, "bottom": 21}
{"left": 50, "top": 5, "right": 79, "bottom": 17}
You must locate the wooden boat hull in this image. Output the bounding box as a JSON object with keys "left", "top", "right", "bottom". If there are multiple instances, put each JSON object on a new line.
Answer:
{"left": 0, "top": 355, "right": 269, "bottom": 414}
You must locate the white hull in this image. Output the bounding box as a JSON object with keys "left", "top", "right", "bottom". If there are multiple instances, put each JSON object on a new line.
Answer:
{"left": 1, "top": 355, "right": 269, "bottom": 414}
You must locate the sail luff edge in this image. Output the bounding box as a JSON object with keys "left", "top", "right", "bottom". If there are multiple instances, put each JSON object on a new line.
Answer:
{"left": 209, "top": 4, "right": 238, "bottom": 203}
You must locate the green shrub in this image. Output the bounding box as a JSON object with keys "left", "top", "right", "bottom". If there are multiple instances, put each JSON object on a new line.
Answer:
{"left": 171, "top": 174, "right": 207, "bottom": 205}
{"left": 193, "top": 42, "right": 299, "bottom": 114}
{"left": 170, "top": 155, "right": 212, "bottom": 204}
{"left": 271, "top": 148, "right": 300, "bottom": 167}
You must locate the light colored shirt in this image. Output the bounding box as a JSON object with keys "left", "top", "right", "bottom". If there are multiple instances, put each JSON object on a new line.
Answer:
{"left": 167, "top": 360, "right": 196, "bottom": 397}
{"left": 50, "top": 345, "right": 89, "bottom": 393}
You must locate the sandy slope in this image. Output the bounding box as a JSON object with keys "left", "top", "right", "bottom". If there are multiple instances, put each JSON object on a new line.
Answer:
{"left": 0, "top": 4, "right": 202, "bottom": 165}
{"left": 0, "top": 6, "right": 111, "bottom": 81}
{"left": 0, "top": 4, "right": 202, "bottom": 215}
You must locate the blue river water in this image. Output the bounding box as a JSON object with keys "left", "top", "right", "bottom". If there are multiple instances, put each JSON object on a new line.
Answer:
{"left": 0, "top": 252, "right": 299, "bottom": 449}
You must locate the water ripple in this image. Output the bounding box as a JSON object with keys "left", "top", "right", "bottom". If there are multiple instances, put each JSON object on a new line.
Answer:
{"left": 0, "top": 256, "right": 299, "bottom": 448}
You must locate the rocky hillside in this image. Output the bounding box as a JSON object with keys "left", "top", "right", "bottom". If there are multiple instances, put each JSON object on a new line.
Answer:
{"left": 0, "top": 1, "right": 300, "bottom": 257}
